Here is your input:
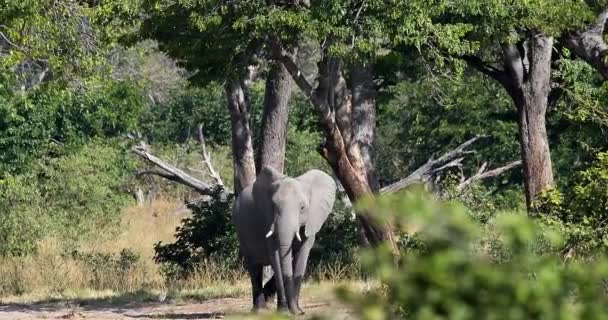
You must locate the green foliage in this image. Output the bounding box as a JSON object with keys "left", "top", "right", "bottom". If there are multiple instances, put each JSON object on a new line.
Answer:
{"left": 140, "top": 84, "right": 231, "bottom": 145}
{"left": 284, "top": 127, "right": 328, "bottom": 177}
{"left": 336, "top": 188, "right": 608, "bottom": 320}
{"left": 549, "top": 56, "right": 608, "bottom": 187}
{"left": 154, "top": 187, "right": 238, "bottom": 277}
{"left": 537, "top": 152, "right": 608, "bottom": 255}
{"left": 438, "top": 175, "right": 526, "bottom": 223}
{"left": 0, "top": 0, "right": 112, "bottom": 82}
{"left": 376, "top": 73, "right": 520, "bottom": 187}
{"left": 0, "top": 142, "right": 135, "bottom": 255}
{"left": 0, "top": 81, "right": 144, "bottom": 175}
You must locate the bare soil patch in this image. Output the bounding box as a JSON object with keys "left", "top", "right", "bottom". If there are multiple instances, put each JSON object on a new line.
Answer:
{"left": 0, "top": 294, "right": 353, "bottom": 319}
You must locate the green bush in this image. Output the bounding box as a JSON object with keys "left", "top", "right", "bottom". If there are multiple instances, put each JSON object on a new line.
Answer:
{"left": 154, "top": 187, "right": 238, "bottom": 277}
{"left": 139, "top": 85, "right": 232, "bottom": 145}
{"left": 537, "top": 151, "right": 608, "bottom": 255}
{"left": 335, "top": 188, "right": 608, "bottom": 320}
{"left": 0, "top": 141, "right": 135, "bottom": 255}
{"left": 0, "top": 81, "right": 144, "bottom": 175}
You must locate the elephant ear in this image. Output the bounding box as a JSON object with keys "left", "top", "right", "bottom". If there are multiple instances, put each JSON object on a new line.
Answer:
{"left": 297, "top": 169, "right": 337, "bottom": 237}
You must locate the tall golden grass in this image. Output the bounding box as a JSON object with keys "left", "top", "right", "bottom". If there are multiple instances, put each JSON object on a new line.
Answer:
{"left": 0, "top": 198, "right": 248, "bottom": 303}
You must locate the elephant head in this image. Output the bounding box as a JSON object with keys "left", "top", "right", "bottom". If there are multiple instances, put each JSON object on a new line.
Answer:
{"left": 252, "top": 166, "right": 336, "bottom": 314}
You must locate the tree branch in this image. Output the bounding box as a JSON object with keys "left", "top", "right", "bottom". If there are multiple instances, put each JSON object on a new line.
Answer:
{"left": 131, "top": 141, "right": 226, "bottom": 196}
{"left": 198, "top": 123, "right": 224, "bottom": 186}
{"left": 502, "top": 42, "right": 525, "bottom": 88}
{"left": 381, "top": 136, "right": 483, "bottom": 193}
{"left": 268, "top": 34, "right": 317, "bottom": 101}
{"left": 457, "top": 160, "right": 522, "bottom": 191}
{"left": 563, "top": 8, "right": 608, "bottom": 80}
{"left": 461, "top": 54, "right": 513, "bottom": 90}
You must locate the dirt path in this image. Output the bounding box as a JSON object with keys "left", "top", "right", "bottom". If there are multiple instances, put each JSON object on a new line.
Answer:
{"left": 0, "top": 296, "right": 353, "bottom": 319}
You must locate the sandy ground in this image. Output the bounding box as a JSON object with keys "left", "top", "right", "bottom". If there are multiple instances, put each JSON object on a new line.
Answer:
{"left": 0, "top": 296, "right": 353, "bottom": 320}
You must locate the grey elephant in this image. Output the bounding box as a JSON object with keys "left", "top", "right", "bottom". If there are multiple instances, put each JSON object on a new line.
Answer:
{"left": 233, "top": 166, "right": 336, "bottom": 314}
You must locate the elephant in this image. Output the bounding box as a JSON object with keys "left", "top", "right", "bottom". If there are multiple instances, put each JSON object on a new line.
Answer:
{"left": 232, "top": 166, "right": 337, "bottom": 314}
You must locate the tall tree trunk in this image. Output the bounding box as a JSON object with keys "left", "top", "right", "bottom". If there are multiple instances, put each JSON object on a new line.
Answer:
{"left": 225, "top": 78, "right": 257, "bottom": 193}
{"left": 256, "top": 62, "right": 293, "bottom": 173}
{"left": 502, "top": 35, "right": 555, "bottom": 209}
{"left": 351, "top": 63, "right": 378, "bottom": 192}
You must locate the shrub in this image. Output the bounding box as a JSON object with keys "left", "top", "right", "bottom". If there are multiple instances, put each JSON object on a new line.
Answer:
{"left": 537, "top": 151, "right": 608, "bottom": 255}
{"left": 69, "top": 248, "right": 142, "bottom": 289}
{"left": 154, "top": 186, "right": 238, "bottom": 277}
{"left": 335, "top": 188, "right": 608, "bottom": 320}
{"left": 0, "top": 141, "right": 135, "bottom": 255}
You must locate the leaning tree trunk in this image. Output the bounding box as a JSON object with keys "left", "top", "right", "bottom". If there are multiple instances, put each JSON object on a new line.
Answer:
{"left": 225, "top": 78, "right": 257, "bottom": 193}
{"left": 256, "top": 62, "right": 293, "bottom": 173}
{"left": 502, "top": 35, "right": 555, "bottom": 209}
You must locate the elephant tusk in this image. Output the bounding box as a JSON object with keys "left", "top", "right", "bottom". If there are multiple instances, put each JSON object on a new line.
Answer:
{"left": 295, "top": 230, "right": 302, "bottom": 242}
{"left": 265, "top": 229, "right": 274, "bottom": 238}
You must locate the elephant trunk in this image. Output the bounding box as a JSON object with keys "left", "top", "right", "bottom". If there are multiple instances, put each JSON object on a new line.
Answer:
{"left": 279, "top": 242, "right": 299, "bottom": 314}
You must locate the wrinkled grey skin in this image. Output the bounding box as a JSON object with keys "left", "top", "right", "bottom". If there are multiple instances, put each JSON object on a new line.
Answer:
{"left": 233, "top": 166, "right": 336, "bottom": 314}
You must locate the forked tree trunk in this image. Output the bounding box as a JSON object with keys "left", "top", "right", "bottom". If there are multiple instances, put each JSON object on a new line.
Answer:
{"left": 225, "top": 78, "right": 257, "bottom": 193}
{"left": 256, "top": 62, "right": 293, "bottom": 173}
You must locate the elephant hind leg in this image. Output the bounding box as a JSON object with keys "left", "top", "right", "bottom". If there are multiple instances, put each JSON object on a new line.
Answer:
{"left": 247, "top": 264, "right": 266, "bottom": 311}
{"left": 262, "top": 274, "right": 277, "bottom": 304}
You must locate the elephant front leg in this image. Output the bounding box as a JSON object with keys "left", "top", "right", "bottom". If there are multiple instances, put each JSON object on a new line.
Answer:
{"left": 268, "top": 247, "right": 289, "bottom": 312}
{"left": 246, "top": 264, "right": 266, "bottom": 311}
{"left": 293, "top": 233, "right": 316, "bottom": 314}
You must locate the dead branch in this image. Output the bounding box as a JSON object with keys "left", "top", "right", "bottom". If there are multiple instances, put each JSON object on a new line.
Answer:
{"left": 132, "top": 141, "right": 226, "bottom": 196}
{"left": 457, "top": 160, "right": 522, "bottom": 191}
{"left": 198, "top": 123, "right": 224, "bottom": 186}
{"left": 381, "top": 136, "right": 483, "bottom": 194}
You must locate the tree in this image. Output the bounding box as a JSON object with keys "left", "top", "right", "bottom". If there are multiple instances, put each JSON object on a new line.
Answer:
{"left": 432, "top": 1, "right": 601, "bottom": 208}
{"left": 137, "top": 1, "right": 294, "bottom": 194}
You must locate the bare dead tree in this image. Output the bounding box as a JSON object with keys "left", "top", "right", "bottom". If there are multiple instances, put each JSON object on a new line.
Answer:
{"left": 132, "top": 140, "right": 226, "bottom": 197}
{"left": 378, "top": 136, "right": 521, "bottom": 193}
{"left": 381, "top": 136, "right": 481, "bottom": 193}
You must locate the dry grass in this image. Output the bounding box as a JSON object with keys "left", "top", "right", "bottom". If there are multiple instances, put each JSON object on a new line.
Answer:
{"left": 0, "top": 197, "right": 365, "bottom": 308}
{"left": 0, "top": 197, "right": 248, "bottom": 304}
